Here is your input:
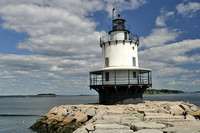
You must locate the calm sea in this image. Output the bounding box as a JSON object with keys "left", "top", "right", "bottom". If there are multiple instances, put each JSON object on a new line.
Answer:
{"left": 0, "top": 93, "right": 199, "bottom": 133}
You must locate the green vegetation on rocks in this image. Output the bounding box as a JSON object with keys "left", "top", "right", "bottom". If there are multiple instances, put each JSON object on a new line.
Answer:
{"left": 37, "top": 93, "right": 56, "bottom": 97}
{"left": 30, "top": 116, "right": 81, "bottom": 133}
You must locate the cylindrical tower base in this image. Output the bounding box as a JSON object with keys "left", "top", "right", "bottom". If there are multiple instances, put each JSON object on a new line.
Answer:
{"left": 98, "top": 86, "right": 148, "bottom": 104}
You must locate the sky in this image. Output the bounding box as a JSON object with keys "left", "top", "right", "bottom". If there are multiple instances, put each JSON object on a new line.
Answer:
{"left": 0, "top": 0, "right": 200, "bottom": 95}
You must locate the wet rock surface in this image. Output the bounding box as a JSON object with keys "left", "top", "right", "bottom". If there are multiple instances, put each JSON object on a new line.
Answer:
{"left": 30, "top": 101, "right": 200, "bottom": 133}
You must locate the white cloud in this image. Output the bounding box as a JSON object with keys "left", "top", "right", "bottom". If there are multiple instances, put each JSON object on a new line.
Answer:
{"left": 196, "top": 70, "right": 200, "bottom": 73}
{"left": 103, "top": 0, "right": 147, "bottom": 16}
{"left": 14, "top": 70, "right": 62, "bottom": 80}
{"left": 0, "top": 53, "right": 101, "bottom": 78}
{"left": 180, "top": 74, "right": 196, "bottom": 80}
{"left": 139, "top": 39, "right": 200, "bottom": 91}
{"left": 40, "top": 82, "right": 51, "bottom": 86}
{"left": 156, "top": 8, "right": 175, "bottom": 27}
{"left": 0, "top": 54, "right": 53, "bottom": 71}
{"left": 0, "top": 70, "right": 14, "bottom": 79}
{"left": 0, "top": 0, "right": 146, "bottom": 58}
{"left": 0, "top": 4, "right": 104, "bottom": 57}
{"left": 0, "top": 0, "right": 199, "bottom": 93}
{"left": 140, "top": 39, "right": 200, "bottom": 64}
{"left": 140, "top": 28, "right": 180, "bottom": 48}
{"left": 155, "top": 67, "right": 191, "bottom": 77}
{"left": 0, "top": 0, "right": 146, "bottom": 74}
{"left": 50, "top": 65, "right": 63, "bottom": 72}
{"left": 27, "top": 72, "right": 62, "bottom": 80}
{"left": 191, "top": 79, "right": 200, "bottom": 86}
{"left": 155, "top": 16, "right": 166, "bottom": 27}
{"left": 176, "top": 2, "right": 200, "bottom": 18}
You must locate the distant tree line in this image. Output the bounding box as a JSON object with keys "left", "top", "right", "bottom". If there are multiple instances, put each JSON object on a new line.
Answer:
{"left": 144, "top": 89, "right": 184, "bottom": 94}
{"left": 37, "top": 93, "right": 56, "bottom": 97}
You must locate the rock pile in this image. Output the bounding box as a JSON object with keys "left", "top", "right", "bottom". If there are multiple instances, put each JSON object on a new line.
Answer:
{"left": 30, "top": 101, "right": 200, "bottom": 133}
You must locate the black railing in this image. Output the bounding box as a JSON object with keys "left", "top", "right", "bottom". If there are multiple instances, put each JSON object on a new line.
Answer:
{"left": 100, "top": 33, "right": 139, "bottom": 45}
{"left": 90, "top": 71, "right": 152, "bottom": 86}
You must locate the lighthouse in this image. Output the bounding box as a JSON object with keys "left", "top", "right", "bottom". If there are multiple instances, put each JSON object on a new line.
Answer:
{"left": 89, "top": 10, "right": 152, "bottom": 104}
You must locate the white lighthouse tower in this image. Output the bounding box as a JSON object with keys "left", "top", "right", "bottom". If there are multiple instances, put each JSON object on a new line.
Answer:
{"left": 89, "top": 10, "right": 152, "bottom": 104}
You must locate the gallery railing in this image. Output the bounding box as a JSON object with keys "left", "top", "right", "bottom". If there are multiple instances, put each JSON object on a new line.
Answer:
{"left": 100, "top": 33, "right": 139, "bottom": 45}
{"left": 90, "top": 72, "right": 152, "bottom": 86}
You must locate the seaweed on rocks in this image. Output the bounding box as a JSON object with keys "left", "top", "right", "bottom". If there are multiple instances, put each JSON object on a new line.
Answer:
{"left": 30, "top": 116, "right": 82, "bottom": 133}
{"left": 30, "top": 116, "right": 48, "bottom": 133}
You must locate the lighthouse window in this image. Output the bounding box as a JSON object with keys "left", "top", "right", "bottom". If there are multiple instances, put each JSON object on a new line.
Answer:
{"left": 105, "top": 57, "right": 109, "bottom": 67}
{"left": 133, "top": 57, "right": 136, "bottom": 66}
{"left": 133, "top": 72, "right": 136, "bottom": 78}
{"left": 118, "top": 21, "right": 122, "bottom": 25}
{"left": 105, "top": 72, "right": 109, "bottom": 81}
{"left": 124, "top": 32, "right": 127, "bottom": 40}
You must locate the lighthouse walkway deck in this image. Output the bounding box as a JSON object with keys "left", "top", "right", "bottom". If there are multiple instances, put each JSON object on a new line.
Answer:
{"left": 90, "top": 71, "right": 152, "bottom": 88}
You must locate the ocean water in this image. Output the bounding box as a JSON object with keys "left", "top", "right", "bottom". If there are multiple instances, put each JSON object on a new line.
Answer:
{"left": 0, "top": 93, "right": 199, "bottom": 133}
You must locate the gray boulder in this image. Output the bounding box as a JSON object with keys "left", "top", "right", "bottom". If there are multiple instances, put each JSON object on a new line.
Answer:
{"left": 86, "top": 107, "right": 96, "bottom": 116}
{"left": 95, "top": 123, "right": 130, "bottom": 130}
{"left": 92, "top": 129, "right": 133, "bottom": 133}
{"left": 131, "top": 121, "right": 165, "bottom": 131}
{"left": 134, "top": 129, "right": 163, "bottom": 133}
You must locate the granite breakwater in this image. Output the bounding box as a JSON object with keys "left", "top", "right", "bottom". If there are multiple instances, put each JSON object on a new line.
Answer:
{"left": 30, "top": 101, "right": 200, "bottom": 133}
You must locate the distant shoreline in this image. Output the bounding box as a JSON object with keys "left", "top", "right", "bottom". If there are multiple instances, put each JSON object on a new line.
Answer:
{"left": 144, "top": 89, "right": 184, "bottom": 95}
{"left": 0, "top": 94, "right": 98, "bottom": 98}
{"left": 0, "top": 90, "right": 200, "bottom": 97}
